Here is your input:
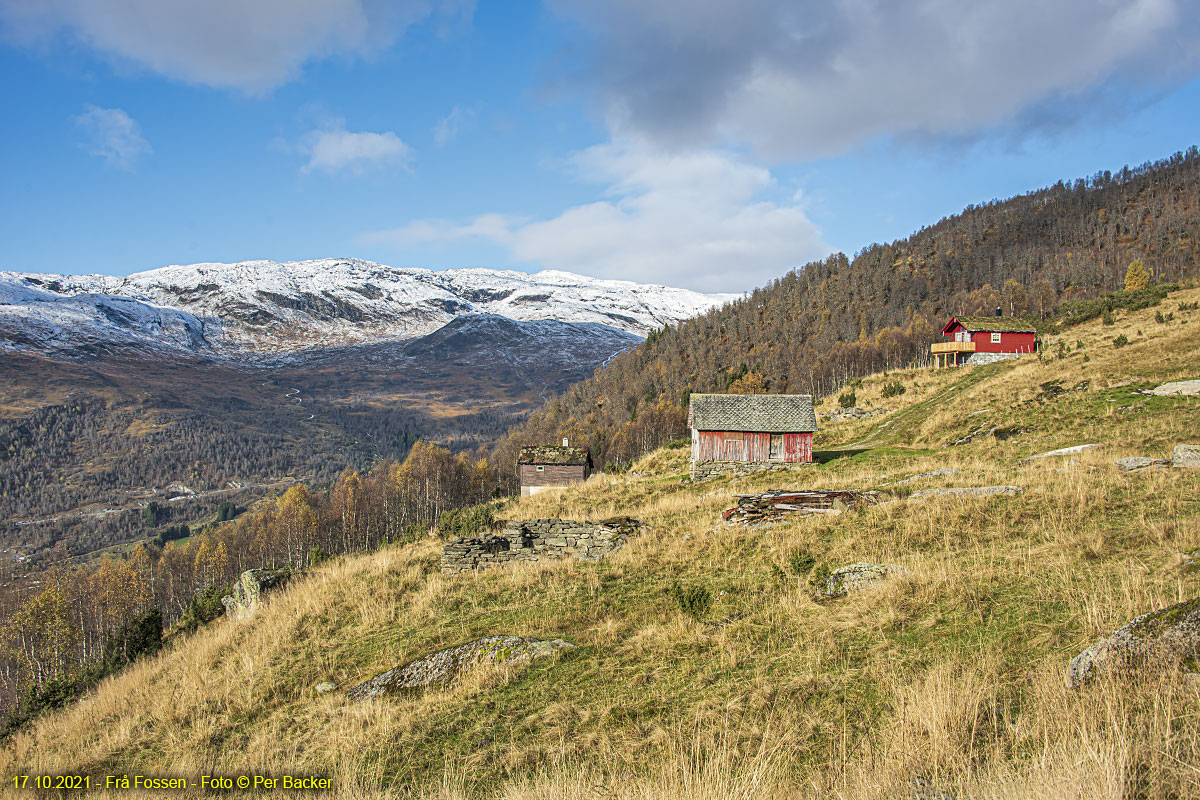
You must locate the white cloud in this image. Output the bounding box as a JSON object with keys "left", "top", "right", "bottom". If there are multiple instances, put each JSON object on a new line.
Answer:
{"left": 363, "top": 143, "right": 830, "bottom": 292}
{"left": 548, "top": 0, "right": 1200, "bottom": 158}
{"left": 297, "top": 127, "right": 412, "bottom": 175}
{"left": 73, "top": 104, "right": 151, "bottom": 169}
{"left": 0, "top": 0, "right": 467, "bottom": 93}
{"left": 434, "top": 105, "right": 475, "bottom": 146}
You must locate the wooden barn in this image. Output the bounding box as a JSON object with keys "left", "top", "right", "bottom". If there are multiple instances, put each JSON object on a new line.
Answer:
{"left": 518, "top": 440, "right": 592, "bottom": 497}
{"left": 688, "top": 394, "right": 817, "bottom": 479}
{"left": 931, "top": 314, "right": 1038, "bottom": 368}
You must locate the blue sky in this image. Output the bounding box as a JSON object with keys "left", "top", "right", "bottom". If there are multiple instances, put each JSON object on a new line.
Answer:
{"left": 2, "top": 0, "right": 1199, "bottom": 293}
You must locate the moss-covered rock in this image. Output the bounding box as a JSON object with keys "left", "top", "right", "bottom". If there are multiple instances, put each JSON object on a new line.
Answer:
{"left": 1067, "top": 597, "right": 1200, "bottom": 688}
{"left": 822, "top": 563, "right": 905, "bottom": 598}
{"left": 220, "top": 568, "right": 291, "bottom": 620}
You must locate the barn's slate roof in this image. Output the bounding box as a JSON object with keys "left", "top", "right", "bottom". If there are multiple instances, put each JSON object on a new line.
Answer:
{"left": 518, "top": 445, "right": 591, "bottom": 466}
{"left": 689, "top": 393, "right": 817, "bottom": 433}
{"left": 948, "top": 315, "right": 1038, "bottom": 333}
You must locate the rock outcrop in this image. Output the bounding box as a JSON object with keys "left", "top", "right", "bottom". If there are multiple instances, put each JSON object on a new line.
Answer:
{"left": 221, "top": 568, "right": 291, "bottom": 620}
{"left": 908, "top": 486, "right": 1023, "bottom": 500}
{"left": 1147, "top": 379, "right": 1200, "bottom": 396}
{"left": 822, "top": 563, "right": 906, "bottom": 598}
{"left": 1066, "top": 597, "right": 1200, "bottom": 688}
{"left": 1020, "top": 443, "right": 1101, "bottom": 462}
{"left": 346, "top": 636, "right": 574, "bottom": 700}
{"left": 441, "top": 518, "right": 641, "bottom": 574}
{"left": 884, "top": 468, "right": 962, "bottom": 486}
{"left": 1172, "top": 444, "right": 1200, "bottom": 469}
{"left": 1114, "top": 456, "right": 1171, "bottom": 472}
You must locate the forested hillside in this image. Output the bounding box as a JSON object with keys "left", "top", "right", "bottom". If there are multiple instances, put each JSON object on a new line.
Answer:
{"left": 491, "top": 147, "right": 1200, "bottom": 471}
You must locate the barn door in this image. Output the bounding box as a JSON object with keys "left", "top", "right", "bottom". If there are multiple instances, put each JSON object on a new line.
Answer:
{"left": 769, "top": 434, "right": 783, "bottom": 460}
{"left": 724, "top": 440, "right": 741, "bottom": 461}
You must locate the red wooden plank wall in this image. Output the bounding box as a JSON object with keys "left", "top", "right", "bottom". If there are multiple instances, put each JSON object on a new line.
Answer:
{"left": 694, "top": 431, "right": 813, "bottom": 463}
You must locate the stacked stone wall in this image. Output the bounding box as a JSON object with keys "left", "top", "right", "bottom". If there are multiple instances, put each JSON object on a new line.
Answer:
{"left": 441, "top": 518, "right": 640, "bottom": 575}
{"left": 690, "top": 460, "right": 815, "bottom": 481}
{"left": 965, "top": 351, "right": 1025, "bottom": 366}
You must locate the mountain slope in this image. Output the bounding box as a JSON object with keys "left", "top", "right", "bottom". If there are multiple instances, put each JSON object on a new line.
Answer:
{"left": 8, "top": 286, "right": 1199, "bottom": 799}
{"left": 491, "top": 147, "right": 1200, "bottom": 471}
{"left": 0, "top": 259, "right": 735, "bottom": 359}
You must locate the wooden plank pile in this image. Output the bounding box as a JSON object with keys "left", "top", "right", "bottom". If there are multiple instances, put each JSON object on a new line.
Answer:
{"left": 722, "top": 489, "right": 882, "bottom": 524}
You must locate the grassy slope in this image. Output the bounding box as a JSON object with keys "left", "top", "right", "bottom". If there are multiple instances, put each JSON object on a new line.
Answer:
{"left": 6, "top": 290, "right": 1200, "bottom": 800}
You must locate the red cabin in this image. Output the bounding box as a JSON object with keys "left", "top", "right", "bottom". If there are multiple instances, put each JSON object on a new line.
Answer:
{"left": 931, "top": 315, "right": 1038, "bottom": 368}
{"left": 688, "top": 394, "right": 817, "bottom": 480}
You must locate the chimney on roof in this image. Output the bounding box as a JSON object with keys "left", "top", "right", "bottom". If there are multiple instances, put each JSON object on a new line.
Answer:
{"left": 562, "top": 437, "right": 569, "bottom": 447}
{"left": 995, "top": 306, "right": 1002, "bottom": 317}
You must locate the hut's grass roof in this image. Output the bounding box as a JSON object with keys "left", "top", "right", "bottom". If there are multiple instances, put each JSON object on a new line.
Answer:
{"left": 518, "top": 445, "right": 591, "bottom": 465}
{"left": 951, "top": 316, "right": 1038, "bottom": 333}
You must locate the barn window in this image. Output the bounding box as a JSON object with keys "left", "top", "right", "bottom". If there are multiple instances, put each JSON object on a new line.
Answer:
{"left": 535, "top": 465, "right": 545, "bottom": 472}
{"left": 769, "top": 435, "right": 784, "bottom": 460}
{"left": 991, "top": 332, "right": 1002, "bottom": 343}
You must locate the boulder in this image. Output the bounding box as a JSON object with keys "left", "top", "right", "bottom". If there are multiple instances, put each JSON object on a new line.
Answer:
{"left": 1114, "top": 456, "right": 1172, "bottom": 473}
{"left": 315, "top": 682, "right": 337, "bottom": 695}
{"left": 885, "top": 468, "right": 962, "bottom": 486}
{"left": 908, "top": 486, "right": 1023, "bottom": 500}
{"left": 1172, "top": 444, "right": 1200, "bottom": 469}
{"left": 1020, "top": 443, "right": 1101, "bottom": 462}
{"left": 221, "top": 568, "right": 291, "bottom": 620}
{"left": 1066, "top": 597, "right": 1200, "bottom": 689}
{"left": 1147, "top": 379, "right": 1200, "bottom": 396}
{"left": 346, "top": 635, "right": 574, "bottom": 700}
{"left": 822, "top": 563, "right": 905, "bottom": 598}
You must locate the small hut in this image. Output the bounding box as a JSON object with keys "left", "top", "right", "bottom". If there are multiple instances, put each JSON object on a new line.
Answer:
{"left": 518, "top": 439, "right": 592, "bottom": 497}
{"left": 932, "top": 312, "right": 1038, "bottom": 368}
{"left": 688, "top": 394, "right": 817, "bottom": 480}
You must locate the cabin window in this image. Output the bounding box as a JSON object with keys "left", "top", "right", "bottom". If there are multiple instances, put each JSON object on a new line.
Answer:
{"left": 535, "top": 465, "right": 545, "bottom": 472}
{"left": 769, "top": 435, "right": 784, "bottom": 460}
{"left": 991, "top": 332, "right": 1002, "bottom": 343}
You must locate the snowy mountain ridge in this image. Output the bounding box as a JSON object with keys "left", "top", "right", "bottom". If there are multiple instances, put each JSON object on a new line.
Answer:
{"left": 0, "top": 258, "right": 737, "bottom": 359}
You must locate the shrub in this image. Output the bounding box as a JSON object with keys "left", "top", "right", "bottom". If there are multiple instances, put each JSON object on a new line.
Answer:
{"left": 668, "top": 582, "right": 712, "bottom": 619}
{"left": 1113, "top": 334, "right": 1130, "bottom": 348}
{"left": 307, "top": 545, "right": 329, "bottom": 567}
{"left": 1180, "top": 301, "right": 1199, "bottom": 311}
{"left": 881, "top": 380, "right": 906, "bottom": 398}
{"left": 838, "top": 390, "right": 857, "bottom": 409}
{"left": 175, "top": 584, "right": 231, "bottom": 634}
{"left": 1102, "top": 309, "right": 1116, "bottom": 326}
{"left": 438, "top": 502, "right": 499, "bottom": 538}
{"left": 788, "top": 550, "right": 816, "bottom": 575}
{"left": 664, "top": 436, "right": 692, "bottom": 448}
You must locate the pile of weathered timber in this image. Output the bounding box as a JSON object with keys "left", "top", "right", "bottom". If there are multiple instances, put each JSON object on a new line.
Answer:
{"left": 722, "top": 489, "right": 882, "bottom": 524}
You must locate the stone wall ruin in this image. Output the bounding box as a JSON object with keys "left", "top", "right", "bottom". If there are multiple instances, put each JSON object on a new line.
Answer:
{"left": 441, "top": 518, "right": 641, "bottom": 574}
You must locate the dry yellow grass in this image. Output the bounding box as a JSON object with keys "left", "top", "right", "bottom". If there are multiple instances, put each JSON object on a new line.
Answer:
{"left": 5, "top": 288, "right": 1200, "bottom": 798}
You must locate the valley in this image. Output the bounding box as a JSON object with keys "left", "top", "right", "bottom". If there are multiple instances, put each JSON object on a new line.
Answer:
{"left": 0, "top": 260, "right": 729, "bottom": 565}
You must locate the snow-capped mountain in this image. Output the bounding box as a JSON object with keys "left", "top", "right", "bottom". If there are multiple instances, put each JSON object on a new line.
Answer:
{"left": 0, "top": 258, "right": 736, "bottom": 359}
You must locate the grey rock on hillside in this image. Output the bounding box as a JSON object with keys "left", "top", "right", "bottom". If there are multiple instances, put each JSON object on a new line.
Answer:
{"left": 1173, "top": 444, "right": 1200, "bottom": 469}
{"left": 346, "top": 635, "right": 574, "bottom": 700}
{"left": 1147, "top": 379, "right": 1200, "bottom": 396}
{"left": 1066, "top": 597, "right": 1200, "bottom": 689}
{"left": 221, "top": 568, "right": 291, "bottom": 620}
{"left": 823, "top": 563, "right": 905, "bottom": 598}
{"left": 1114, "top": 456, "right": 1171, "bottom": 472}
